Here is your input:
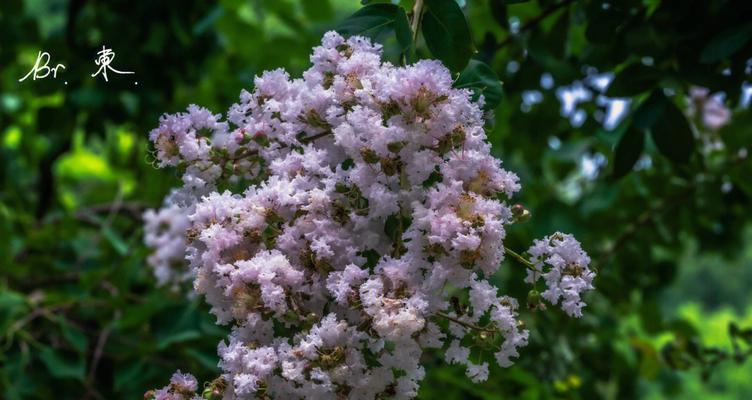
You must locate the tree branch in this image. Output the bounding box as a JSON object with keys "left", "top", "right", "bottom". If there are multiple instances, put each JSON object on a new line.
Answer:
{"left": 435, "top": 312, "right": 497, "bottom": 333}
{"left": 504, "top": 246, "right": 539, "bottom": 272}
{"left": 495, "top": 0, "right": 576, "bottom": 51}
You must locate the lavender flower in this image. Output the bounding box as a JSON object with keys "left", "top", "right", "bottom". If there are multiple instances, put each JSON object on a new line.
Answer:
{"left": 143, "top": 31, "right": 594, "bottom": 399}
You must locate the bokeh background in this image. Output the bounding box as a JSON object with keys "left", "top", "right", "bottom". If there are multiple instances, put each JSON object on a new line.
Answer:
{"left": 1, "top": 0, "right": 751, "bottom": 398}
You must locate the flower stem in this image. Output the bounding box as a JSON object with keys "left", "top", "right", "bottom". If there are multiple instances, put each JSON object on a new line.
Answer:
{"left": 410, "top": 0, "right": 425, "bottom": 43}
{"left": 504, "top": 246, "right": 539, "bottom": 272}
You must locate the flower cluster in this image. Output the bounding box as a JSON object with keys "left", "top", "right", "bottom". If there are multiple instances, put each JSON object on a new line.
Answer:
{"left": 146, "top": 371, "right": 200, "bottom": 400}
{"left": 525, "top": 233, "right": 595, "bottom": 318}
{"left": 144, "top": 32, "right": 594, "bottom": 399}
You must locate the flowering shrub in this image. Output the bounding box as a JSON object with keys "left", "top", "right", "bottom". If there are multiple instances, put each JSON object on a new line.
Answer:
{"left": 143, "top": 32, "right": 595, "bottom": 399}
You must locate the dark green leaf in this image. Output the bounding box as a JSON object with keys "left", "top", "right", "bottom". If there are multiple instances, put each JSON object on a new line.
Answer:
{"left": 0, "top": 289, "right": 27, "bottom": 332}
{"left": 103, "top": 226, "right": 129, "bottom": 256}
{"left": 719, "top": 108, "right": 752, "bottom": 152}
{"left": 60, "top": 320, "right": 89, "bottom": 353}
{"left": 650, "top": 99, "right": 696, "bottom": 164}
{"left": 38, "top": 347, "right": 85, "bottom": 380}
{"left": 503, "top": 0, "right": 530, "bottom": 3}
{"left": 114, "top": 361, "right": 145, "bottom": 391}
{"left": 700, "top": 23, "right": 752, "bottom": 63}
{"left": 632, "top": 90, "right": 667, "bottom": 130}
{"left": 422, "top": 0, "right": 474, "bottom": 72}
{"left": 613, "top": 126, "right": 645, "bottom": 178}
{"left": 394, "top": 6, "right": 413, "bottom": 53}
{"left": 455, "top": 59, "right": 504, "bottom": 110}
{"left": 184, "top": 348, "right": 220, "bottom": 370}
{"left": 302, "top": 0, "right": 334, "bottom": 22}
{"left": 337, "top": 4, "right": 412, "bottom": 51}
{"left": 729, "top": 160, "right": 752, "bottom": 198}
{"left": 607, "top": 63, "right": 663, "bottom": 97}
{"left": 155, "top": 304, "right": 202, "bottom": 349}
{"left": 384, "top": 214, "right": 400, "bottom": 239}
{"left": 490, "top": 1, "right": 509, "bottom": 30}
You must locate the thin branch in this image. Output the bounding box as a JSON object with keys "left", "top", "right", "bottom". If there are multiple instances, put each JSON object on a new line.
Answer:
{"left": 495, "top": 0, "right": 576, "bottom": 51}
{"left": 504, "top": 246, "right": 539, "bottom": 272}
{"left": 86, "top": 310, "right": 120, "bottom": 387}
{"left": 38, "top": 201, "right": 148, "bottom": 228}
{"left": 435, "top": 312, "right": 497, "bottom": 333}
{"left": 298, "top": 130, "right": 333, "bottom": 144}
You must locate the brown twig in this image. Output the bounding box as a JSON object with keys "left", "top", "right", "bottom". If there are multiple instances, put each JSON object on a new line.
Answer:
{"left": 86, "top": 311, "right": 121, "bottom": 388}
{"left": 298, "top": 130, "right": 333, "bottom": 144}
{"left": 435, "top": 312, "right": 497, "bottom": 334}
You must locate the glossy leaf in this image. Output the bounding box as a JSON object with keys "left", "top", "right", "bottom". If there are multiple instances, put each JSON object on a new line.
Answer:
{"left": 650, "top": 99, "right": 696, "bottom": 164}
{"left": 607, "top": 63, "right": 663, "bottom": 97}
{"left": 422, "top": 0, "right": 474, "bottom": 72}
{"left": 337, "top": 3, "right": 412, "bottom": 51}
{"left": 632, "top": 90, "right": 667, "bottom": 130}
{"left": 455, "top": 59, "right": 504, "bottom": 110}
{"left": 394, "top": 6, "right": 413, "bottom": 53}
{"left": 613, "top": 126, "right": 645, "bottom": 178}
{"left": 700, "top": 23, "right": 752, "bottom": 63}
{"left": 38, "top": 347, "right": 85, "bottom": 380}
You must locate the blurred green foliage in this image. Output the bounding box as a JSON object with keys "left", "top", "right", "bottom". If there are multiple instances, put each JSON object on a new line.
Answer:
{"left": 1, "top": 0, "right": 751, "bottom": 399}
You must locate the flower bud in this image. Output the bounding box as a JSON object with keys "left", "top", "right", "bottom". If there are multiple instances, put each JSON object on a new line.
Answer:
{"left": 360, "top": 147, "right": 379, "bottom": 164}
{"left": 380, "top": 157, "right": 399, "bottom": 176}
{"left": 511, "top": 204, "right": 531, "bottom": 223}
{"left": 527, "top": 289, "right": 542, "bottom": 310}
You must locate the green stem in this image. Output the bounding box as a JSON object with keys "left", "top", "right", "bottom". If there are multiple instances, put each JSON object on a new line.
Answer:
{"left": 504, "top": 246, "right": 539, "bottom": 272}
{"left": 410, "top": 0, "right": 424, "bottom": 43}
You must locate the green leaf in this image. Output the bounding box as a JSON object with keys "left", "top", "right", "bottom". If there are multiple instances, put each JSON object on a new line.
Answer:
{"left": 302, "top": 0, "right": 333, "bottom": 22}
{"left": 155, "top": 304, "right": 202, "bottom": 349}
{"left": 729, "top": 159, "right": 752, "bottom": 198}
{"left": 719, "top": 109, "right": 752, "bottom": 152}
{"left": 394, "top": 6, "right": 413, "bottom": 53}
{"left": 0, "top": 289, "right": 27, "bottom": 332}
{"left": 631, "top": 90, "right": 667, "bottom": 130}
{"left": 157, "top": 330, "right": 201, "bottom": 349}
{"left": 337, "top": 4, "right": 412, "bottom": 52}
{"left": 103, "top": 226, "right": 129, "bottom": 255}
{"left": 38, "top": 346, "right": 85, "bottom": 380}
{"left": 650, "top": 99, "right": 695, "bottom": 164}
{"left": 503, "top": 0, "right": 530, "bottom": 3}
{"left": 613, "top": 126, "right": 645, "bottom": 178}
{"left": 59, "top": 320, "right": 89, "bottom": 353}
{"left": 700, "top": 23, "right": 752, "bottom": 63}
{"left": 606, "top": 63, "right": 663, "bottom": 97}
{"left": 184, "top": 347, "right": 220, "bottom": 370}
{"left": 384, "top": 214, "right": 401, "bottom": 240}
{"left": 454, "top": 60, "right": 503, "bottom": 110}
{"left": 490, "top": 1, "right": 509, "bottom": 30}
{"left": 422, "top": 0, "right": 474, "bottom": 72}
{"left": 114, "top": 361, "right": 145, "bottom": 391}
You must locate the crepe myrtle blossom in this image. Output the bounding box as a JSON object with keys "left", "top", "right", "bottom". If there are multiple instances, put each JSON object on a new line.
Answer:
{"left": 143, "top": 31, "right": 595, "bottom": 399}
{"left": 525, "top": 233, "right": 595, "bottom": 318}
